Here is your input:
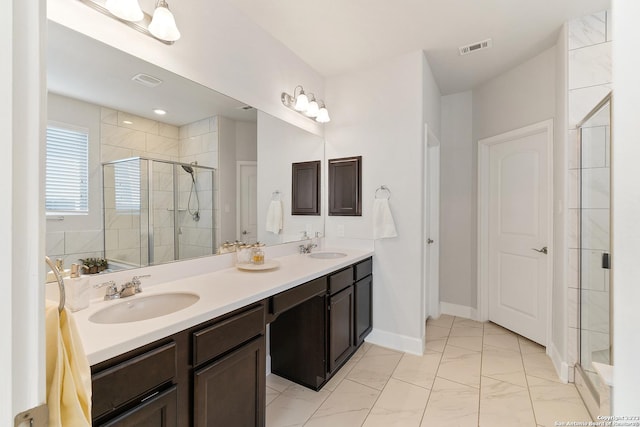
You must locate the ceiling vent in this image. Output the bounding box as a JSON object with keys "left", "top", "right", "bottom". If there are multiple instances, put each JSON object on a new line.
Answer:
{"left": 459, "top": 38, "right": 493, "bottom": 56}
{"left": 131, "top": 73, "right": 163, "bottom": 88}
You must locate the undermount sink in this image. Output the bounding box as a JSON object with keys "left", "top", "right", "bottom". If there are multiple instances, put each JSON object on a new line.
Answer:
{"left": 89, "top": 292, "right": 200, "bottom": 324}
{"left": 309, "top": 252, "right": 347, "bottom": 259}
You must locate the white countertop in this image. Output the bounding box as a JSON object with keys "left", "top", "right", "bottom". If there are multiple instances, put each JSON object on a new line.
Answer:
{"left": 70, "top": 247, "right": 373, "bottom": 366}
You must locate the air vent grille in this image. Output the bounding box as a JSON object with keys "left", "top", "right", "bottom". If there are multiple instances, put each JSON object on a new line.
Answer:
{"left": 459, "top": 38, "right": 493, "bottom": 56}
{"left": 131, "top": 73, "right": 163, "bottom": 87}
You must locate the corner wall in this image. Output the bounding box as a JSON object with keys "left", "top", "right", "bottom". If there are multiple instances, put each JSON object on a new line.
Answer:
{"left": 438, "top": 47, "right": 557, "bottom": 314}
{"left": 325, "top": 50, "right": 441, "bottom": 353}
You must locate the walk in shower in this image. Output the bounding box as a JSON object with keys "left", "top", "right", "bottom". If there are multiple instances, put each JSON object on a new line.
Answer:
{"left": 102, "top": 157, "right": 216, "bottom": 268}
{"left": 576, "top": 93, "right": 611, "bottom": 404}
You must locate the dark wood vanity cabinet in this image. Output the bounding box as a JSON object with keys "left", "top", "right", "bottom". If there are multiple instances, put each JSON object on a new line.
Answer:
{"left": 192, "top": 304, "right": 266, "bottom": 427}
{"left": 91, "top": 302, "right": 266, "bottom": 427}
{"left": 270, "top": 257, "right": 373, "bottom": 391}
{"left": 354, "top": 258, "right": 373, "bottom": 345}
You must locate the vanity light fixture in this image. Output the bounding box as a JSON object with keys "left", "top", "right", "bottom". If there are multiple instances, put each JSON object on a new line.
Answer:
{"left": 78, "top": 0, "right": 181, "bottom": 44}
{"left": 148, "top": 0, "right": 181, "bottom": 42}
{"left": 281, "top": 85, "right": 331, "bottom": 123}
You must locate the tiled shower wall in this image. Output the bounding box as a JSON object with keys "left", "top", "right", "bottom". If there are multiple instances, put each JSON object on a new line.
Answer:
{"left": 101, "top": 108, "right": 180, "bottom": 266}
{"left": 179, "top": 117, "right": 220, "bottom": 259}
{"left": 103, "top": 110, "right": 220, "bottom": 265}
{"left": 566, "top": 10, "right": 612, "bottom": 370}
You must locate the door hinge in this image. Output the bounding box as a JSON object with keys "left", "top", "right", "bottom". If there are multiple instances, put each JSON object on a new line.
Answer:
{"left": 14, "top": 404, "right": 48, "bottom": 427}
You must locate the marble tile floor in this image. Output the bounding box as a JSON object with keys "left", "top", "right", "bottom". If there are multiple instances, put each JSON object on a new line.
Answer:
{"left": 266, "top": 315, "right": 591, "bottom": 427}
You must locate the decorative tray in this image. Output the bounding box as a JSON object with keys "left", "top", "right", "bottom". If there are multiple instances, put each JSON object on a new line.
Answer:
{"left": 236, "top": 260, "right": 280, "bottom": 271}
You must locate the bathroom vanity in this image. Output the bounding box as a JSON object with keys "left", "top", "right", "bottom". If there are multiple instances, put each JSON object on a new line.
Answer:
{"left": 76, "top": 250, "right": 373, "bottom": 426}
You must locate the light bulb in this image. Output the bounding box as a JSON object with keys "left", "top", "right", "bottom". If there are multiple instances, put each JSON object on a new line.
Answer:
{"left": 305, "top": 100, "right": 319, "bottom": 117}
{"left": 294, "top": 93, "right": 309, "bottom": 111}
{"left": 149, "top": 2, "right": 181, "bottom": 42}
{"left": 316, "top": 107, "right": 330, "bottom": 123}
{"left": 105, "top": 0, "right": 144, "bottom": 22}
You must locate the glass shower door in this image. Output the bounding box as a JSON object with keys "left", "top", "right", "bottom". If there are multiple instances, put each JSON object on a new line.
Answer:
{"left": 579, "top": 94, "right": 611, "bottom": 393}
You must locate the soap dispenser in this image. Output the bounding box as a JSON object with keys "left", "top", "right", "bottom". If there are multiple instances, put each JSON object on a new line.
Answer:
{"left": 66, "top": 263, "right": 90, "bottom": 312}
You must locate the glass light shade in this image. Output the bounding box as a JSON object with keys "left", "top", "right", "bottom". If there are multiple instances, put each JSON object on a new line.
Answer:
{"left": 105, "top": 0, "right": 144, "bottom": 22}
{"left": 294, "top": 93, "right": 309, "bottom": 111}
{"left": 149, "top": 5, "right": 181, "bottom": 42}
{"left": 316, "top": 107, "right": 330, "bottom": 123}
{"left": 305, "top": 100, "right": 319, "bottom": 117}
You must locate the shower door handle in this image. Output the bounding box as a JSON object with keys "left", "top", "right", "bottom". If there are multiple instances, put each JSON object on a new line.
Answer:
{"left": 602, "top": 253, "right": 610, "bottom": 269}
{"left": 532, "top": 246, "right": 548, "bottom": 255}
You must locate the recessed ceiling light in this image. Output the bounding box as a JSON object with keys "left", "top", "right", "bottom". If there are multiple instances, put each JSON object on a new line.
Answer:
{"left": 123, "top": 120, "right": 133, "bottom": 125}
{"left": 153, "top": 109, "right": 167, "bottom": 115}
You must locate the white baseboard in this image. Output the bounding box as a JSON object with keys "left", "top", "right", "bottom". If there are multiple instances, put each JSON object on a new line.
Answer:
{"left": 548, "top": 342, "right": 569, "bottom": 383}
{"left": 439, "top": 302, "right": 478, "bottom": 321}
{"left": 366, "top": 328, "right": 424, "bottom": 355}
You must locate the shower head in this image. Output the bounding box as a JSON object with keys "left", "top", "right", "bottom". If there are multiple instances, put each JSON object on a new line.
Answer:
{"left": 181, "top": 165, "right": 194, "bottom": 174}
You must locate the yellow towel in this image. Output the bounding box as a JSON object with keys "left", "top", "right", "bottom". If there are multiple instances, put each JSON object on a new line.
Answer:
{"left": 45, "top": 300, "right": 92, "bottom": 427}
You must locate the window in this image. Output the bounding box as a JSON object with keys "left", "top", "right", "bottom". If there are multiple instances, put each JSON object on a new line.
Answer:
{"left": 114, "top": 160, "right": 141, "bottom": 211}
{"left": 45, "top": 123, "right": 89, "bottom": 214}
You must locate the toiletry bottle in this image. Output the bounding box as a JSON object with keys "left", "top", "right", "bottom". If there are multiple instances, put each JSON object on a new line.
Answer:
{"left": 66, "top": 263, "right": 90, "bottom": 312}
{"left": 251, "top": 244, "right": 265, "bottom": 265}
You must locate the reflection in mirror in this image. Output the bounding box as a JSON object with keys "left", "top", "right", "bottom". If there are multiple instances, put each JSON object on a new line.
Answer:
{"left": 45, "top": 21, "right": 324, "bottom": 274}
{"left": 257, "top": 112, "right": 325, "bottom": 245}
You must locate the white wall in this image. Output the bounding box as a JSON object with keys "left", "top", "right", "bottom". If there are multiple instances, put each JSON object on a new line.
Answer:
{"left": 552, "top": 23, "right": 570, "bottom": 379}
{"left": 256, "top": 111, "right": 324, "bottom": 245}
{"left": 218, "top": 116, "right": 238, "bottom": 243}
{"left": 439, "top": 91, "right": 474, "bottom": 308}
{"left": 3, "top": 0, "right": 47, "bottom": 422}
{"left": 236, "top": 121, "right": 257, "bottom": 162}
{"left": 325, "top": 50, "right": 441, "bottom": 353}
{"left": 47, "top": 0, "right": 325, "bottom": 137}
{"left": 612, "top": 0, "right": 640, "bottom": 414}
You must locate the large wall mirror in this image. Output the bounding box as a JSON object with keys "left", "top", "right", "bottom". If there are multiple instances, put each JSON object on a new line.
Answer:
{"left": 46, "top": 21, "right": 324, "bottom": 273}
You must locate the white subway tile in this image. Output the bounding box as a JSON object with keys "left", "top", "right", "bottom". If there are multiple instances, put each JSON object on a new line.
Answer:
{"left": 569, "top": 42, "right": 612, "bottom": 90}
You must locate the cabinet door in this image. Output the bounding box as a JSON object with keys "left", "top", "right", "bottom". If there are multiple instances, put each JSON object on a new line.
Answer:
{"left": 99, "top": 386, "right": 177, "bottom": 427}
{"left": 354, "top": 275, "right": 373, "bottom": 345}
{"left": 329, "top": 286, "right": 355, "bottom": 373}
{"left": 194, "top": 336, "right": 265, "bottom": 427}
{"left": 270, "top": 294, "right": 327, "bottom": 390}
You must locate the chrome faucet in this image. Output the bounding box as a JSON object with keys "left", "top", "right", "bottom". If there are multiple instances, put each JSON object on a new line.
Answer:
{"left": 299, "top": 241, "right": 317, "bottom": 254}
{"left": 45, "top": 256, "right": 66, "bottom": 312}
{"left": 96, "top": 275, "right": 151, "bottom": 300}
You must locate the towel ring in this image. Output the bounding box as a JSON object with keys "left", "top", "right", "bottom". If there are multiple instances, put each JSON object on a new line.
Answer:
{"left": 375, "top": 185, "right": 391, "bottom": 200}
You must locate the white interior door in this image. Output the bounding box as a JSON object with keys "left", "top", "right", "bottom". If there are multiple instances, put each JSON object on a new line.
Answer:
{"left": 237, "top": 162, "right": 257, "bottom": 242}
{"left": 424, "top": 125, "right": 441, "bottom": 321}
{"left": 479, "top": 121, "right": 552, "bottom": 345}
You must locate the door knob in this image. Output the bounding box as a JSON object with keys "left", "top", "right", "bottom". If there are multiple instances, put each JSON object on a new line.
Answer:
{"left": 242, "top": 230, "right": 248, "bottom": 235}
{"left": 427, "top": 238, "right": 434, "bottom": 244}
{"left": 532, "top": 246, "right": 548, "bottom": 254}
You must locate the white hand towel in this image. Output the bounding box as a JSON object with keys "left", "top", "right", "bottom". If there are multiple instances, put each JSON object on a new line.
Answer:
{"left": 373, "top": 198, "right": 398, "bottom": 239}
{"left": 266, "top": 200, "right": 283, "bottom": 234}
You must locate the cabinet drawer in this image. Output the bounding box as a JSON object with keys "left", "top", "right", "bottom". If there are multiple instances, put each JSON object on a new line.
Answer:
{"left": 354, "top": 258, "right": 372, "bottom": 281}
{"left": 98, "top": 385, "right": 177, "bottom": 427}
{"left": 193, "top": 304, "right": 264, "bottom": 366}
{"left": 92, "top": 342, "right": 177, "bottom": 420}
{"left": 270, "top": 276, "right": 327, "bottom": 317}
{"left": 328, "top": 266, "right": 353, "bottom": 295}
